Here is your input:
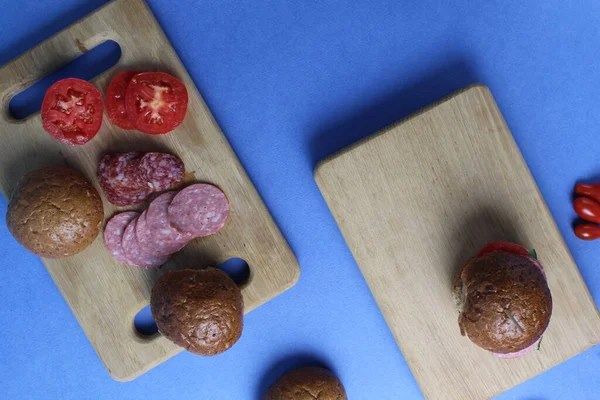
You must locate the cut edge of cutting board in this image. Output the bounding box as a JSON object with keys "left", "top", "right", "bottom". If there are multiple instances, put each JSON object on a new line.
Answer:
{"left": 314, "top": 84, "right": 600, "bottom": 400}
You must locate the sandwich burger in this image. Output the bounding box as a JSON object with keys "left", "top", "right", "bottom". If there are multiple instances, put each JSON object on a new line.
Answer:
{"left": 453, "top": 241, "right": 552, "bottom": 358}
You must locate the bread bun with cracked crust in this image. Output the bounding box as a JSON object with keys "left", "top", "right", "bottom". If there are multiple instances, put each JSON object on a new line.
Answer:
{"left": 6, "top": 166, "right": 103, "bottom": 258}
{"left": 263, "top": 367, "right": 347, "bottom": 400}
{"left": 453, "top": 242, "right": 552, "bottom": 357}
{"left": 151, "top": 269, "right": 243, "bottom": 356}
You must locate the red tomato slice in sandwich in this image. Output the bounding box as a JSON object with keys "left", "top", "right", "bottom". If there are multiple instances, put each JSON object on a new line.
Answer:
{"left": 41, "top": 78, "right": 103, "bottom": 145}
{"left": 477, "top": 241, "right": 530, "bottom": 257}
{"left": 106, "top": 70, "right": 138, "bottom": 129}
{"left": 125, "top": 72, "right": 188, "bottom": 134}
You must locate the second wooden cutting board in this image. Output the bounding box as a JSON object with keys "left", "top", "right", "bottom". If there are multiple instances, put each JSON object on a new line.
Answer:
{"left": 315, "top": 85, "right": 600, "bottom": 400}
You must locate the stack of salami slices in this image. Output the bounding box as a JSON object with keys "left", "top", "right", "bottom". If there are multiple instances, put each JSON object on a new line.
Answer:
{"left": 98, "top": 151, "right": 185, "bottom": 206}
{"left": 104, "top": 184, "right": 230, "bottom": 268}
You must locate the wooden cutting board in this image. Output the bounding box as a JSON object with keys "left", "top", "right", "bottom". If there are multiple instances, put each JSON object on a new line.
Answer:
{"left": 0, "top": 0, "right": 299, "bottom": 381}
{"left": 315, "top": 85, "right": 600, "bottom": 400}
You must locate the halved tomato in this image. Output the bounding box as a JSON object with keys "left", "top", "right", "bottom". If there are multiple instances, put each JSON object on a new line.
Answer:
{"left": 41, "top": 78, "right": 104, "bottom": 145}
{"left": 125, "top": 72, "right": 188, "bottom": 134}
{"left": 477, "top": 241, "right": 530, "bottom": 257}
{"left": 106, "top": 70, "right": 138, "bottom": 129}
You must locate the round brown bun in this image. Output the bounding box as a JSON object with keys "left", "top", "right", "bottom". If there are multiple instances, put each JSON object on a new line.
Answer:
{"left": 6, "top": 166, "right": 103, "bottom": 258}
{"left": 263, "top": 367, "right": 347, "bottom": 400}
{"left": 453, "top": 247, "right": 552, "bottom": 356}
{"left": 150, "top": 269, "right": 243, "bottom": 356}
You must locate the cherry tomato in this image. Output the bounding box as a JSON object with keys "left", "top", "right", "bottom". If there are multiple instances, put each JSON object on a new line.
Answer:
{"left": 41, "top": 78, "right": 103, "bottom": 145}
{"left": 106, "top": 70, "right": 138, "bottom": 129}
{"left": 574, "top": 223, "right": 600, "bottom": 241}
{"left": 573, "top": 197, "right": 600, "bottom": 224}
{"left": 575, "top": 184, "right": 600, "bottom": 204}
{"left": 125, "top": 72, "right": 188, "bottom": 134}
{"left": 477, "top": 241, "right": 530, "bottom": 257}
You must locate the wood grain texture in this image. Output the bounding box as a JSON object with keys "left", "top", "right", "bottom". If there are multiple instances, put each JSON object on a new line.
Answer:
{"left": 315, "top": 85, "right": 600, "bottom": 400}
{"left": 0, "top": 0, "right": 299, "bottom": 381}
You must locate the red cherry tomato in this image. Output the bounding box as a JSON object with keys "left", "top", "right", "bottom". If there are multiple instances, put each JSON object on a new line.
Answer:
{"left": 106, "top": 70, "right": 138, "bottom": 129}
{"left": 125, "top": 72, "right": 188, "bottom": 134}
{"left": 41, "top": 78, "right": 103, "bottom": 145}
{"left": 574, "top": 223, "right": 600, "bottom": 241}
{"left": 573, "top": 197, "right": 600, "bottom": 224}
{"left": 477, "top": 241, "right": 530, "bottom": 257}
{"left": 575, "top": 183, "right": 600, "bottom": 204}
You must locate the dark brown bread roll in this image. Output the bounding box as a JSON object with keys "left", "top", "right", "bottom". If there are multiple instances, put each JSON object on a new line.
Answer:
{"left": 151, "top": 269, "right": 243, "bottom": 356}
{"left": 453, "top": 251, "right": 552, "bottom": 354}
{"left": 6, "top": 166, "right": 103, "bottom": 258}
{"left": 263, "top": 367, "right": 347, "bottom": 400}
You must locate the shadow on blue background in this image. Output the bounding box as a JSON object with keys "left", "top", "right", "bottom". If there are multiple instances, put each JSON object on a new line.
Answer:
{"left": 309, "top": 61, "right": 479, "bottom": 168}
{"left": 0, "top": 1, "right": 107, "bottom": 67}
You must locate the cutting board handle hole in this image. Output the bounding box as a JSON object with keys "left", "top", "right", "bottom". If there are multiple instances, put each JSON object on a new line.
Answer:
{"left": 8, "top": 40, "right": 121, "bottom": 121}
{"left": 217, "top": 257, "right": 250, "bottom": 286}
{"left": 133, "top": 305, "right": 158, "bottom": 337}
{"left": 133, "top": 258, "right": 250, "bottom": 337}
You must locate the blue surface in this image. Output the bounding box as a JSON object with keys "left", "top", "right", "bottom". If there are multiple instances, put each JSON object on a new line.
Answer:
{"left": 1, "top": 1, "right": 600, "bottom": 399}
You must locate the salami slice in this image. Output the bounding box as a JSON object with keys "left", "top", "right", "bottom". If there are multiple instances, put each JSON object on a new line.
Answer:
{"left": 136, "top": 206, "right": 188, "bottom": 257}
{"left": 103, "top": 211, "right": 139, "bottom": 263}
{"left": 528, "top": 256, "right": 546, "bottom": 277}
{"left": 103, "top": 187, "right": 153, "bottom": 207}
{"left": 98, "top": 152, "right": 146, "bottom": 190}
{"left": 98, "top": 152, "right": 152, "bottom": 206}
{"left": 493, "top": 338, "right": 540, "bottom": 359}
{"left": 140, "top": 152, "right": 185, "bottom": 191}
{"left": 98, "top": 151, "right": 187, "bottom": 206}
{"left": 167, "top": 184, "right": 230, "bottom": 237}
{"left": 122, "top": 216, "right": 169, "bottom": 268}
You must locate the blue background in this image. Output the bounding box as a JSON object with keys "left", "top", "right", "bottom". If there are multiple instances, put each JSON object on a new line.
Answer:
{"left": 1, "top": 1, "right": 600, "bottom": 399}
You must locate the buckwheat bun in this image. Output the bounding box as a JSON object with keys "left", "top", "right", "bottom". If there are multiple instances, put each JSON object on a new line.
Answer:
{"left": 263, "top": 367, "right": 347, "bottom": 400}
{"left": 6, "top": 166, "right": 103, "bottom": 258}
{"left": 453, "top": 241, "right": 552, "bottom": 358}
{"left": 150, "top": 269, "right": 243, "bottom": 356}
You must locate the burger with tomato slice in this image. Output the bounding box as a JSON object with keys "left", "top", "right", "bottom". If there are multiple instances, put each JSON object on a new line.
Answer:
{"left": 452, "top": 241, "right": 552, "bottom": 358}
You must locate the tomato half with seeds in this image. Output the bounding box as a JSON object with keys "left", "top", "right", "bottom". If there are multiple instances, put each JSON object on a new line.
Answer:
{"left": 125, "top": 72, "right": 188, "bottom": 134}
{"left": 41, "top": 78, "right": 103, "bottom": 145}
{"left": 477, "top": 241, "right": 530, "bottom": 257}
{"left": 106, "top": 70, "right": 138, "bottom": 130}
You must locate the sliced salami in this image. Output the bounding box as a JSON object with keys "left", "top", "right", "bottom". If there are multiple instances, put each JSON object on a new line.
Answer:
{"left": 136, "top": 206, "right": 188, "bottom": 257}
{"left": 98, "top": 152, "right": 152, "bottom": 206}
{"left": 493, "top": 338, "right": 540, "bottom": 359}
{"left": 98, "top": 152, "right": 146, "bottom": 191}
{"left": 528, "top": 255, "right": 546, "bottom": 277}
{"left": 121, "top": 216, "right": 169, "bottom": 268}
{"left": 103, "top": 187, "right": 153, "bottom": 207}
{"left": 167, "top": 184, "right": 230, "bottom": 237}
{"left": 140, "top": 152, "right": 185, "bottom": 191}
{"left": 103, "top": 211, "right": 139, "bottom": 263}
{"left": 98, "top": 151, "right": 186, "bottom": 206}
